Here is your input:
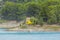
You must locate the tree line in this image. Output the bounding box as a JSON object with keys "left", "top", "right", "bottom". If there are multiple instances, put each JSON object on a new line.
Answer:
{"left": 1, "top": 0, "right": 60, "bottom": 25}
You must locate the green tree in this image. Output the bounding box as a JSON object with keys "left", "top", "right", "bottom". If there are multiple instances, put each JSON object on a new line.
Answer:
{"left": 1, "top": 1, "right": 25, "bottom": 21}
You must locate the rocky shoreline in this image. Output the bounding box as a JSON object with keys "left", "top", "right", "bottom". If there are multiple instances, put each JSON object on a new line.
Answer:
{"left": 5, "top": 28, "right": 60, "bottom": 32}
{"left": 0, "top": 21, "right": 60, "bottom": 32}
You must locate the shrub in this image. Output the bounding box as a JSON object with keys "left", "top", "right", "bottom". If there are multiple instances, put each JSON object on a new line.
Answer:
{"left": 30, "top": 17, "right": 38, "bottom": 25}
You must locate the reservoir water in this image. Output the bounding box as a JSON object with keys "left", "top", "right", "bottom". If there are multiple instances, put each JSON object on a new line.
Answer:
{"left": 0, "top": 29, "right": 60, "bottom": 40}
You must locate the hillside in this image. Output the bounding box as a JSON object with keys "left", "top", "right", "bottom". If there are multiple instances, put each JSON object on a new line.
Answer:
{"left": 0, "top": 0, "right": 60, "bottom": 31}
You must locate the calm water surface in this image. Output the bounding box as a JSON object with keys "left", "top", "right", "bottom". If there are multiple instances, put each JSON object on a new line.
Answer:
{"left": 0, "top": 29, "right": 60, "bottom": 40}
